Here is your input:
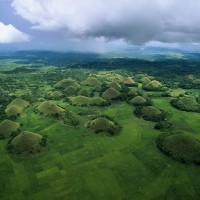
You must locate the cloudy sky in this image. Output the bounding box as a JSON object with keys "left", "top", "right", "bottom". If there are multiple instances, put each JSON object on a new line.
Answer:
{"left": 0, "top": 0, "right": 200, "bottom": 52}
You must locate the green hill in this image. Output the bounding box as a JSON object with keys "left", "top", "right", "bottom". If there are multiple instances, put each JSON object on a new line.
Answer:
{"left": 134, "top": 106, "right": 166, "bottom": 121}
{"left": 0, "top": 120, "right": 20, "bottom": 139}
{"left": 51, "top": 91, "right": 63, "bottom": 99}
{"left": 171, "top": 96, "right": 200, "bottom": 112}
{"left": 143, "top": 80, "right": 163, "bottom": 91}
{"left": 130, "top": 96, "right": 147, "bottom": 106}
{"left": 65, "top": 86, "right": 77, "bottom": 96}
{"left": 55, "top": 78, "right": 80, "bottom": 89}
{"left": 107, "top": 82, "right": 121, "bottom": 91}
{"left": 78, "top": 88, "right": 92, "bottom": 97}
{"left": 82, "top": 77, "right": 101, "bottom": 87}
{"left": 128, "top": 89, "right": 138, "bottom": 97}
{"left": 123, "top": 77, "right": 136, "bottom": 86}
{"left": 7, "top": 98, "right": 29, "bottom": 109}
{"left": 102, "top": 87, "right": 121, "bottom": 100}
{"left": 86, "top": 117, "right": 121, "bottom": 135}
{"left": 9, "top": 131, "right": 46, "bottom": 156}
{"left": 141, "top": 77, "right": 151, "bottom": 84}
{"left": 69, "top": 96, "right": 107, "bottom": 106}
{"left": 5, "top": 98, "right": 29, "bottom": 117}
{"left": 36, "top": 101, "right": 65, "bottom": 116}
{"left": 157, "top": 132, "right": 200, "bottom": 164}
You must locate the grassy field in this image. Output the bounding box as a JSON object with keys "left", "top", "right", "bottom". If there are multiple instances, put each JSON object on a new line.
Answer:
{"left": 1, "top": 101, "right": 200, "bottom": 200}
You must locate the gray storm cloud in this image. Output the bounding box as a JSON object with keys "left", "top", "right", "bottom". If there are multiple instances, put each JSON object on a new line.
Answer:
{"left": 11, "top": 0, "right": 200, "bottom": 45}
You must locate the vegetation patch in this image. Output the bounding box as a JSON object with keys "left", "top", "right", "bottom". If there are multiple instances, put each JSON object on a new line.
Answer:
{"left": 123, "top": 77, "right": 137, "bottom": 86}
{"left": 78, "top": 88, "right": 92, "bottom": 97}
{"left": 35, "top": 101, "right": 65, "bottom": 117}
{"left": 143, "top": 80, "right": 163, "bottom": 91}
{"left": 134, "top": 106, "right": 168, "bottom": 122}
{"left": 82, "top": 77, "right": 101, "bottom": 87}
{"left": 5, "top": 105, "right": 23, "bottom": 118}
{"left": 140, "top": 76, "right": 151, "bottom": 84}
{"left": 0, "top": 119, "right": 21, "bottom": 139}
{"left": 102, "top": 87, "right": 121, "bottom": 100}
{"left": 50, "top": 91, "right": 63, "bottom": 99}
{"left": 7, "top": 98, "right": 29, "bottom": 109}
{"left": 171, "top": 96, "right": 200, "bottom": 112}
{"left": 69, "top": 96, "right": 108, "bottom": 107}
{"left": 107, "top": 82, "right": 121, "bottom": 91}
{"left": 64, "top": 110, "right": 80, "bottom": 126}
{"left": 156, "top": 132, "right": 200, "bottom": 164}
{"left": 55, "top": 78, "right": 80, "bottom": 89}
{"left": 96, "top": 71, "right": 124, "bottom": 83}
{"left": 86, "top": 115, "right": 122, "bottom": 135}
{"left": 7, "top": 131, "right": 47, "bottom": 158}
{"left": 127, "top": 89, "right": 138, "bottom": 98}
{"left": 129, "top": 96, "right": 147, "bottom": 106}
{"left": 154, "top": 121, "right": 174, "bottom": 131}
{"left": 5, "top": 98, "right": 29, "bottom": 117}
{"left": 65, "top": 86, "right": 77, "bottom": 96}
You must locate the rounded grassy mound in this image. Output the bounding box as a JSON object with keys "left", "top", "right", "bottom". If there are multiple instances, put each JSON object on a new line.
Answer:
{"left": 102, "top": 87, "right": 121, "bottom": 100}
{"left": 107, "top": 82, "right": 121, "bottom": 91}
{"left": 78, "top": 88, "right": 92, "bottom": 97}
{"left": 140, "top": 77, "right": 151, "bottom": 84}
{"left": 130, "top": 96, "right": 147, "bottom": 106}
{"left": 123, "top": 77, "right": 136, "bottom": 86}
{"left": 69, "top": 96, "right": 91, "bottom": 106}
{"left": 54, "top": 78, "right": 80, "bottom": 89}
{"left": 82, "top": 77, "right": 101, "bottom": 87}
{"left": 171, "top": 96, "right": 200, "bottom": 112}
{"left": 65, "top": 86, "right": 77, "bottom": 96}
{"left": 157, "top": 132, "right": 200, "bottom": 164}
{"left": 192, "top": 79, "right": 200, "bottom": 85}
{"left": 134, "top": 106, "right": 166, "bottom": 122}
{"left": 5, "top": 105, "right": 23, "bottom": 117}
{"left": 36, "top": 101, "right": 64, "bottom": 116}
{"left": 96, "top": 72, "right": 124, "bottom": 83}
{"left": 91, "top": 97, "right": 107, "bottom": 106}
{"left": 5, "top": 98, "right": 29, "bottom": 117}
{"left": 7, "top": 98, "right": 29, "bottom": 109}
{"left": 69, "top": 96, "right": 107, "bottom": 107}
{"left": 142, "top": 106, "right": 161, "bottom": 115}
{"left": 143, "top": 80, "right": 163, "bottom": 91}
{"left": 9, "top": 131, "right": 47, "bottom": 156}
{"left": 87, "top": 117, "right": 121, "bottom": 135}
{"left": 51, "top": 91, "right": 63, "bottom": 99}
{"left": 128, "top": 89, "right": 138, "bottom": 97}
{"left": 0, "top": 120, "right": 20, "bottom": 139}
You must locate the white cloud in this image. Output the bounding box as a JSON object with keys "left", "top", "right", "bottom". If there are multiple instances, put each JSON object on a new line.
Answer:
{"left": 0, "top": 22, "right": 30, "bottom": 43}
{"left": 11, "top": 0, "right": 200, "bottom": 45}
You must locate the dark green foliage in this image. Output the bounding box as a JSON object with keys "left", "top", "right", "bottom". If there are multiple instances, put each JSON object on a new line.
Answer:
{"left": 179, "top": 79, "right": 200, "bottom": 89}
{"left": 134, "top": 106, "right": 169, "bottom": 122}
{"left": 161, "top": 92, "right": 171, "bottom": 97}
{"left": 64, "top": 111, "right": 80, "bottom": 126}
{"left": 154, "top": 121, "right": 174, "bottom": 131}
{"left": 156, "top": 132, "right": 200, "bottom": 164}
{"left": 40, "top": 136, "right": 47, "bottom": 147}
{"left": 171, "top": 96, "right": 200, "bottom": 112}
{"left": 87, "top": 115, "right": 122, "bottom": 135}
